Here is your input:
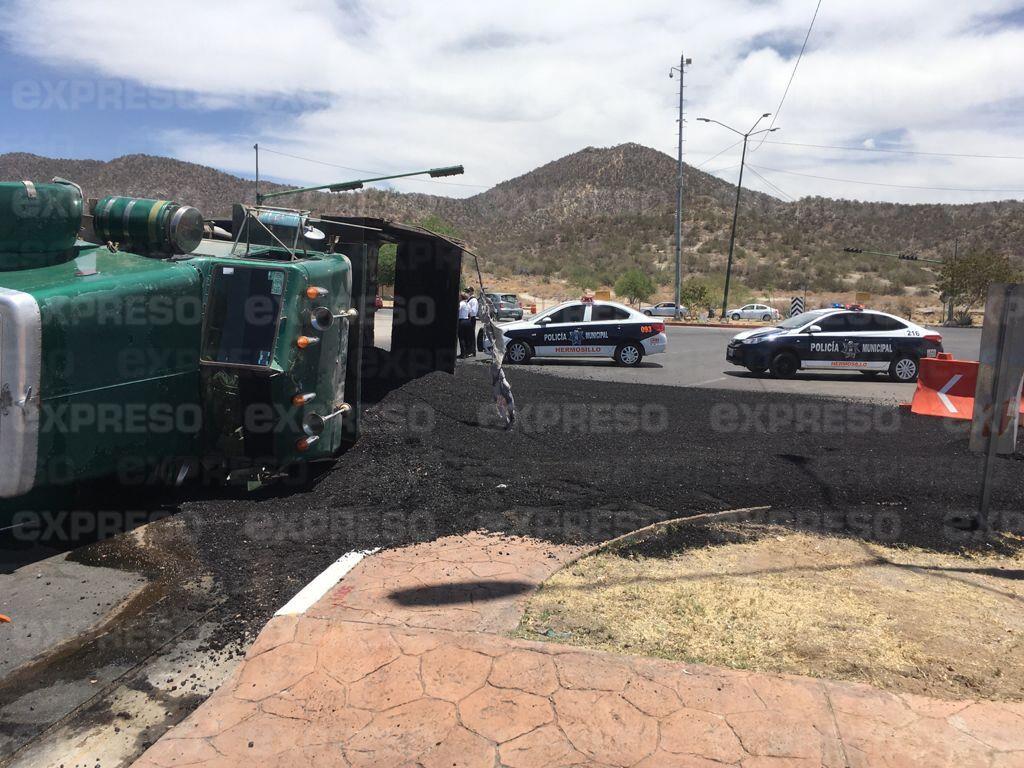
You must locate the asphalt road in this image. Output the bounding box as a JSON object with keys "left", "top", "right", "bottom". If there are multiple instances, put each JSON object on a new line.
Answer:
{"left": 377, "top": 309, "right": 983, "bottom": 404}
{"left": 513, "top": 324, "right": 982, "bottom": 404}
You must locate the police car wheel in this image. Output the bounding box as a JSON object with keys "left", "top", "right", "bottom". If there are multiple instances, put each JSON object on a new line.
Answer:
{"left": 769, "top": 351, "right": 799, "bottom": 379}
{"left": 890, "top": 354, "right": 919, "bottom": 383}
{"left": 507, "top": 340, "right": 531, "bottom": 364}
{"left": 616, "top": 343, "right": 643, "bottom": 367}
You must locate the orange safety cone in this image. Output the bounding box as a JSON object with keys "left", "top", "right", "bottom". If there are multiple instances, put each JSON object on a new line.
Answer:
{"left": 910, "top": 353, "right": 1024, "bottom": 420}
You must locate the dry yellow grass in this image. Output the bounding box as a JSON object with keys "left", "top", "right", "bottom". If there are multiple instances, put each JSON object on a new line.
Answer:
{"left": 518, "top": 524, "right": 1024, "bottom": 700}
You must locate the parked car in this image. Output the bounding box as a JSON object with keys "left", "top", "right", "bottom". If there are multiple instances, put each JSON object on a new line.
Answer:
{"left": 484, "top": 292, "right": 524, "bottom": 321}
{"left": 726, "top": 303, "right": 780, "bottom": 322}
{"left": 642, "top": 301, "right": 687, "bottom": 318}
{"left": 500, "top": 300, "right": 667, "bottom": 367}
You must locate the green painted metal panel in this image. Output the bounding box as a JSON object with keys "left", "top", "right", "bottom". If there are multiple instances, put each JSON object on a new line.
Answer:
{"left": 0, "top": 181, "right": 82, "bottom": 270}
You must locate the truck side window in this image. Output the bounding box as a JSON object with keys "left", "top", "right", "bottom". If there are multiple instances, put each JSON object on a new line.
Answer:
{"left": 202, "top": 266, "right": 285, "bottom": 367}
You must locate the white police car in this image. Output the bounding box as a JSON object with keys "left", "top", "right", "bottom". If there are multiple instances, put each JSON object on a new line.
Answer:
{"left": 726, "top": 308, "right": 943, "bottom": 382}
{"left": 500, "top": 300, "right": 667, "bottom": 367}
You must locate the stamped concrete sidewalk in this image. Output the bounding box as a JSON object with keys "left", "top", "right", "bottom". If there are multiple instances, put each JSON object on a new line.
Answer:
{"left": 134, "top": 532, "right": 1024, "bottom": 768}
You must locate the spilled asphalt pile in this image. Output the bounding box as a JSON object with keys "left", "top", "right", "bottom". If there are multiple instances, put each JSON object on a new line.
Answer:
{"left": 2, "top": 361, "right": 1022, "bottom": 763}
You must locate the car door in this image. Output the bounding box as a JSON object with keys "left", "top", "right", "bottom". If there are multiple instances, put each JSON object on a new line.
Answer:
{"left": 853, "top": 313, "right": 910, "bottom": 370}
{"left": 535, "top": 303, "right": 588, "bottom": 357}
{"left": 588, "top": 303, "right": 632, "bottom": 355}
{"left": 803, "top": 312, "right": 860, "bottom": 369}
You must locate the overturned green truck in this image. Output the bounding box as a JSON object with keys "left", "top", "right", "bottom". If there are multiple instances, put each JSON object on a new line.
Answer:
{"left": 0, "top": 178, "right": 464, "bottom": 499}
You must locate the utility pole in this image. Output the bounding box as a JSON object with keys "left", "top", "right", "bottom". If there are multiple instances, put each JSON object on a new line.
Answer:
{"left": 254, "top": 143, "right": 260, "bottom": 205}
{"left": 697, "top": 113, "right": 779, "bottom": 321}
{"left": 949, "top": 234, "right": 959, "bottom": 325}
{"left": 669, "top": 54, "right": 692, "bottom": 320}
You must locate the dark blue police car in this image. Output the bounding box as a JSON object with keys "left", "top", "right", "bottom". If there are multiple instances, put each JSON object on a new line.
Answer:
{"left": 499, "top": 300, "right": 667, "bottom": 367}
{"left": 726, "top": 308, "right": 943, "bottom": 382}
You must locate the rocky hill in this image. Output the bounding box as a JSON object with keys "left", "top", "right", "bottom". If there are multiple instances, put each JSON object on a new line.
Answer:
{"left": 2, "top": 144, "right": 1022, "bottom": 295}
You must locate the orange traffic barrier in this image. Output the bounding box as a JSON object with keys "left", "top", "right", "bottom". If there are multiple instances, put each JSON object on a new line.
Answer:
{"left": 910, "top": 353, "right": 1024, "bottom": 420}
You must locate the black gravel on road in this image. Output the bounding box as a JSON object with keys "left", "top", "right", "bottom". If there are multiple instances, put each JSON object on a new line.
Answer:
{"left": 169, "top": 361, "right": 1023, "bottom": 638}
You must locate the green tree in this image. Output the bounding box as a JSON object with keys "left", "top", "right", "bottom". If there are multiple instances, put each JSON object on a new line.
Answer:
{"left": 614, "top": 268, "right": 655, "bottom": 306}
{"left": 679, "top": 279, "right": 711, "bottom": 312}
{"left": 377, "top": 243, "right": 396, "bottom": 287}
{"left": 936, "top": 252, "right": 1020, "bottom": 314}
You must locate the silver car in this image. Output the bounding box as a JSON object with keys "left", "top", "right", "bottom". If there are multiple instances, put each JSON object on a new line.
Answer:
{"left": 484, "top": 293, "right": 524, "bottom": 321}
{"left": 642, "top": 301, "right": 687, "bottom": 318}
{"left": 726, "top": 303, "right": 780, "bottom": 322}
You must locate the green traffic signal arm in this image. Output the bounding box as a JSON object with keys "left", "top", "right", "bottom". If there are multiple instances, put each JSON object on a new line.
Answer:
{"left": 842, "top": 246, "right": 944, "bottom": 265}
{"left": 257, "top": 165, "right": 465, "bottom": 203}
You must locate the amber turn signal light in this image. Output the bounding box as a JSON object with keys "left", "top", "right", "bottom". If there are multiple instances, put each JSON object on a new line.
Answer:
{"left": 292, "top": 393, "right": 316, "bottom": 406}
{"left": 296, "top": 336, "right": 320, "bottom": 349}
{"left": 296, "top": 435, "right": 320, "bottom": 452}
{"left": 306, "top": 286, "right": 327, "bottom": 300}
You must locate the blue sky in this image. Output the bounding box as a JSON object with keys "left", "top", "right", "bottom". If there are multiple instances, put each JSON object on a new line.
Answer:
{"left": 1, "top": 0, "right": 1024, "bottom": 203}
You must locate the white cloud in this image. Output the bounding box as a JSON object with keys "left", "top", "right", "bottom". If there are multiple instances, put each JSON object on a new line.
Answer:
{"left": 3, "top": 0, "right": 1024, "bottom": 203}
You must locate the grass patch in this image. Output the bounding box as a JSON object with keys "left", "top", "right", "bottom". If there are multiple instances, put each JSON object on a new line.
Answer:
{"left": 517, "top": 523, "right": 1024, "bottom": 700}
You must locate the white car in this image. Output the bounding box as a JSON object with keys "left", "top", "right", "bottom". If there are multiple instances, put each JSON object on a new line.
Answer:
{"left": 642, "top": 302, "right": 687, "bottom": 318}
{"left": 499, "top": 300, "right": 668, "bottom": 367}
{"left": 726, "top": 303, "right": 781, "bottom": 322}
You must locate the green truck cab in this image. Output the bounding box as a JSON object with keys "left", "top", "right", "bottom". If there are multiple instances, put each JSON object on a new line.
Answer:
{"left": 0, "top": 180, "right": 361, "bottom": 497}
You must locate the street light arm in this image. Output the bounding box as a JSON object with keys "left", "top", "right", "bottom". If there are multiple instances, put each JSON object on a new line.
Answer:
{"left": 697, "top": 117, "right": 743, "bottom": 137}
{"left": 747, "top": 112, "right": 771, "bottom": 135}
{"left": 748, "top": 126, "right": 781, "bottom": 137}
{"left": 257, "top": 165, "right": 465, "bottom": 203}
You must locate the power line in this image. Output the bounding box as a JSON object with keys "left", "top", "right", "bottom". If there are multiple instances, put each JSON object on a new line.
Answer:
{"left": 752, "top": 0, "right": 823, "bottom": 151}
{"left": 745, "top": 165, "right": 795, "bottom": 201}
{"left": 695, "top": 139, "right": 745, "bottom": 170}
{"left": 761, "top": 139, "right": 1024, "bottom": 162}
{"left": 259, "top": 146, "right": 491, "bottom": 189}
{"left": 748, "top": 163, "right": 1024, "bottom": 194}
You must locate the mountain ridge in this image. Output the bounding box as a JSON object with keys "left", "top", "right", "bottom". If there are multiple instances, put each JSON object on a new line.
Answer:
{"left": 1, "top": 145, "right": 1021, "bottom": 294}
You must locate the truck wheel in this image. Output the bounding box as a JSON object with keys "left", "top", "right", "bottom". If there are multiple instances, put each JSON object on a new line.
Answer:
{"left": 769, "top": 351, "right": 799, "bottom": 379}
{"left": 890, "top": 354, "right": 919, "bottom": 383}
{"left": 616, "top": 343, "right": 643, "bottom": 367}
{"left": 506, "top": 340, "right": 531, "bottom": 364}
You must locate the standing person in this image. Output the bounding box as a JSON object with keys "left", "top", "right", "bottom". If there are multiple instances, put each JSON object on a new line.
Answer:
{"left": 467, "top": 287, "right": 479, "bottom": 357}
{"left": 457, "top": 292, "right": 472, "bottom": 358}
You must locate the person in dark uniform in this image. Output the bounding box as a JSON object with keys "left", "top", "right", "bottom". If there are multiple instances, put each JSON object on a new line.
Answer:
{"left": 466, "top": 287, "right": 479, "bottom": 357}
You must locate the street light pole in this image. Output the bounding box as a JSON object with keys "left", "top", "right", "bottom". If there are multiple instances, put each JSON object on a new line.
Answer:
{"left": 696, "top": 114, "right": 778, "bottom": 321}
{"left": 669, "top": 54, "right": 692, "bottom": 320}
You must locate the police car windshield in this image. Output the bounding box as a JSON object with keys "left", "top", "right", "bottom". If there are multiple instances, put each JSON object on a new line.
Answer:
{"left": 777, "top": 309, "right": 829, "bottom": 330}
